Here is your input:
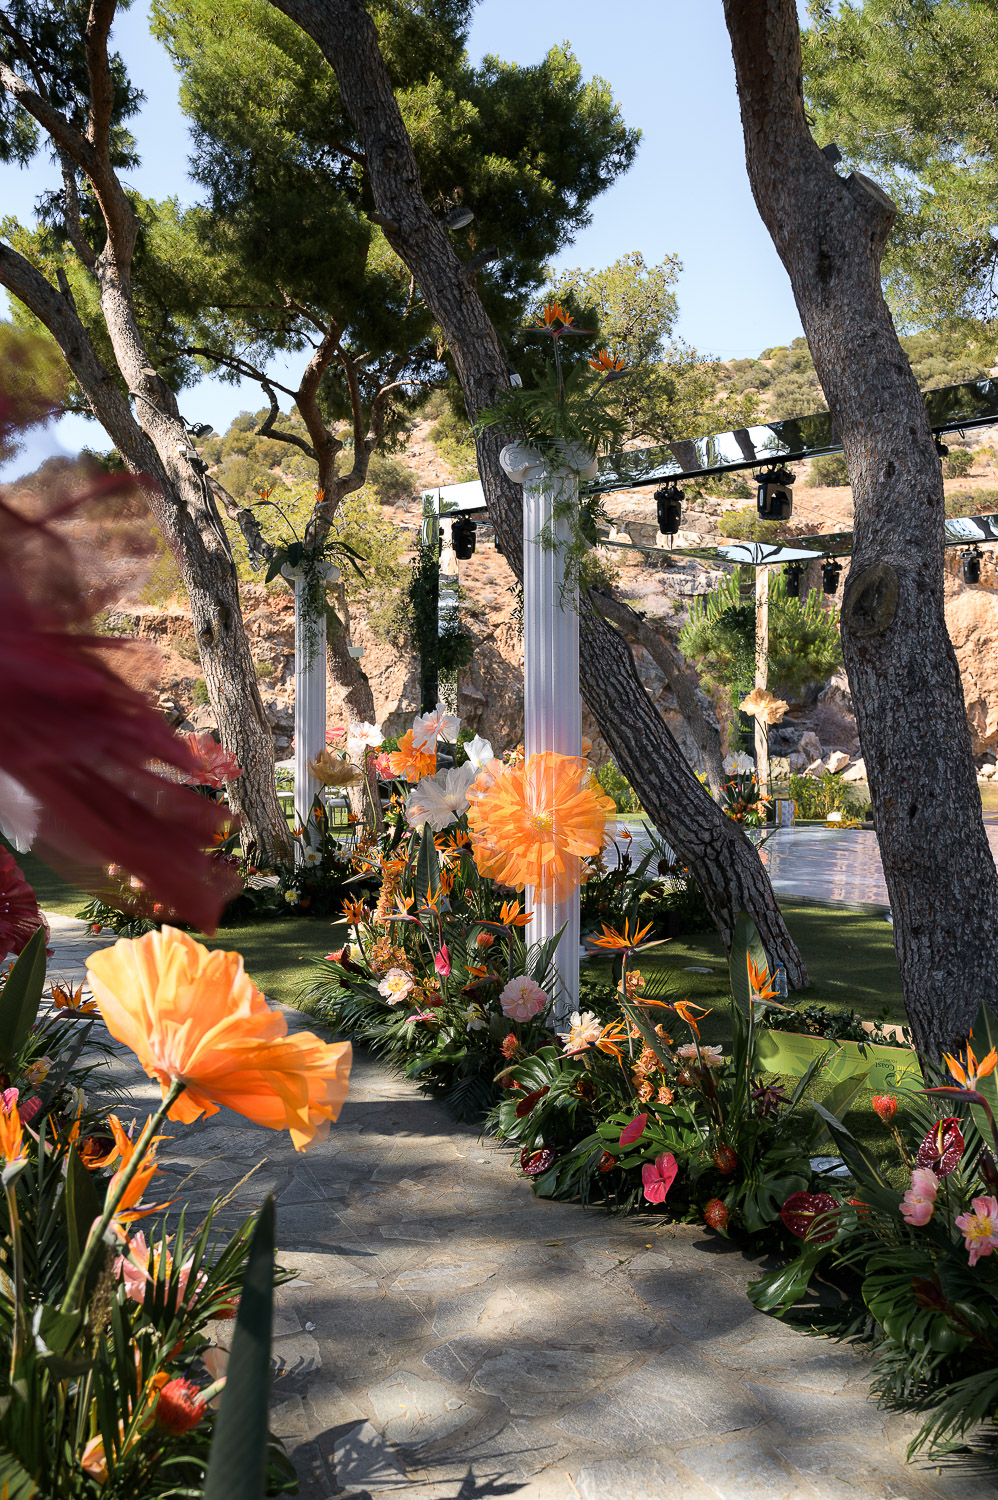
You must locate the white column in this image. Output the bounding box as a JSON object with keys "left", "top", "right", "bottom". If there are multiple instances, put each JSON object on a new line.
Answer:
{"left": 754, "top": 566, "right": 770, "bottom": 798}
{"left": 438, "top": 517, "right": 460, "bottom": 717}
{"left": 501, "top": 443, "right": 594, "bottom": 1024}
{"left": 287, "top": 561, "right": 336, "bottom": 860}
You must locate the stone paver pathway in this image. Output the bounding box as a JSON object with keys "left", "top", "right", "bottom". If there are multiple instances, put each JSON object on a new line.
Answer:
{"left": 45, "top": 915, "right": 998, "bottom": 1500}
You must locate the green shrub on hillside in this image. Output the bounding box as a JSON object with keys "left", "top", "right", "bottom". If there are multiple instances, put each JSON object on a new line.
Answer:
{"left": 807, "top": 452, "right": 850, "bottom": 487}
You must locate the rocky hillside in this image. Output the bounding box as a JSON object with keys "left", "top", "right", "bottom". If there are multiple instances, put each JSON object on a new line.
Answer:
{"left": 41, "top": 382, "right": 998, "bottom": 783}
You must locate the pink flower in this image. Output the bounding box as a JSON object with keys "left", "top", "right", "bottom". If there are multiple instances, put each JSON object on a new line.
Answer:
{"left": 641, "top": 1152, "right": 678, "bottom": 1204}
{"left": 373, "top": 752, "right": 395, "bottom": 780}
{"left": 955, "top": 1195, "right": 998, "bottom": 1266}
{"left": 900, "top": 1167, "right": 939, "bottom": 1227}
{"left": 113, "top": 1230, "right": 204, "bottom": 1305}
{"left": 499, "top": 976, "right": 548, "bottom": 1022}
{"left": 0, "top": 847, "right": 44, "bottom": 964}
{"left": 434, "top": 945, "right": 451, "bottom": 978}
{"left": 403, "top": 1010, "right": 438, "bottom": 1025}
{"left": 619, "top": 1113, "right": 648, "bottom": 1148}
{"left": 176, "top": 733, "right": 242, "bottom": 790}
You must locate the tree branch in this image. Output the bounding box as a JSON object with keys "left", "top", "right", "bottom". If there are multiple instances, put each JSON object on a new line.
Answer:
{"left": 84, "top": 0, "right": 118, "bottom": 156}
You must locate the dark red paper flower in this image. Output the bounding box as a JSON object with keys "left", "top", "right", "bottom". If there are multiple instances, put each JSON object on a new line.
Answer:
{"left": 515, "top": 1086, "right": 549, "bottom": 1118}
{"left": 713, "top": 1144, "right": 739, "bottom": 1176}
{"left": 520, "top": 1145, "right": 555, "bottom": 1176}
{"left": 0, "top": 406, "right": 238, "bottom": 933}
{"left": 780, "top": 1191, "right": 841, "bottom": 1243}
{"left": 598, "top": 1151, "right": 616, "bottom": 1173}
{"left": 916, "top": 1117, "right": 964, "bottom": 1178}
{"left": 0, "top": 847, "right": 44, "bottom": 963}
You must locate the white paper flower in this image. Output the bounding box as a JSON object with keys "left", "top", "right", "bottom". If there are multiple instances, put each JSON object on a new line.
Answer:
{"left": 404, "top": 763, "right": 477, "bottom": 831}
{"left": 411, "top": 702, "right": 460, "bottom": 753}
{"left": 348, "top": 720, "right": 383, "bottom": 751}
{"left": 723, "top": 751, "right": 756, "bottom": 774}
{"left": 557, "top": 1010, "right": 603, "bottom": 1055}
{"left": 302, "top": 846, "right": 322, "bottom": 867}
{"left": 0, "top": 770, "right": 40, "bottom": 853}
{"left": 463, "top": 734, "right": 494, "bottom": 771}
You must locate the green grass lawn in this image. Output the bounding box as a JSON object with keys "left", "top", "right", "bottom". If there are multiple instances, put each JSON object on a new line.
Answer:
{"left": 12, "top": 844, "right": 344, "bottom": 1010}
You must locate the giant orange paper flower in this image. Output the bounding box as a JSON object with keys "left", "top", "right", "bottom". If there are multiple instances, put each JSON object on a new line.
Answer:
{"left": 467, "top": 752, "right": 614, "bottom": 900}
{"left": 86, "top": 928, "right": 352, "bottom": 1152}
{"left": 387, "top": 729, "right": 436, "bottom": 783}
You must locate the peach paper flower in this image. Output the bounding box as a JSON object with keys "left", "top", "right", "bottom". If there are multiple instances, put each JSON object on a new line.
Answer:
{"left": 499, "top": 976, "right": 548, "bottom": 1022}
{"left": 86, "top": 927, "right": 352, "bottom": 1152}
{"left": 468, "top": 752, "right": 613, "bottom": 900}
{"left": 388, "top": 729, "right": 436, "bottom": 783}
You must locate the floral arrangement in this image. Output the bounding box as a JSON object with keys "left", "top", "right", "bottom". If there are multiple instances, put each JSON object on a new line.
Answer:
{"left": 0, "top": 923, "right": 352, "bottom": 1496}
{"left": 719, "top": 770, "right": 769, "bottom": 827}
{"left": 749, "top": 1009, "right": 998, "bottom": 1458}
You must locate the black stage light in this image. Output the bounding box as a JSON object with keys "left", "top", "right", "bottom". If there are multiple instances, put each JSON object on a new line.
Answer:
{"left": 451, "top": 515, "right": 477, "bottom": 560}
{"left": 756, "top": 465, "right": 795, "bottom": 521}
{"left": 655, "top": 482, "right": 683, "bottom": 535}
{"left": 822, "top": 558, "right": 842, "bottom": 594}
{"left": 963, "top": 547, "right": 982, "bottom": 585}
{"left": 784, "top": 562, "right": 802, "bottom": 597}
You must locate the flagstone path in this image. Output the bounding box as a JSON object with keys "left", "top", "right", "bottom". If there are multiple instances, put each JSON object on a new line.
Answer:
{"left": 46, "top": 914, "right": 998, "bottom": 1500}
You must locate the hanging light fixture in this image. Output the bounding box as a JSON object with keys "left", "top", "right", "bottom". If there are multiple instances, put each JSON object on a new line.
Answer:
{"left": 963, "top": 546, "right": 983, "bottom": 585}
{"left": 755, "top": 465, "right": 795, "bottom": 521}
{"left": 186, "top": 421, "right": 214, "bottom": 441}
{"left": 451, "top": 515, "right": 477, "bottom": 560}
{"left": 822, "top": 558, "right": 842, "bottom": 594}
{"left": 655, "top": 482, "right": 683, "bottom": 535}
{"left": 442, "top": 205, "right": 474, "bottom": 230}
{"left": 784, "top": 562, "right": 802, "bottom": 597}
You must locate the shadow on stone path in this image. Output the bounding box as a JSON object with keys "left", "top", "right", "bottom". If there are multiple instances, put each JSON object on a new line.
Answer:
{"left": 45, "top": 914, "right": 998, "bottom": 1500}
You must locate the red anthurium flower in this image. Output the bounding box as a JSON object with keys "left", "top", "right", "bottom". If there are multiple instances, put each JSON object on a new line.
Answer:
{"left": 641, "top": 1153, "right": 678, "bottom": 1204}
{"left": 515, "top": 1086, "right": 550, "bottom": 1118}
{"left": 520, "top": 1145, "right": 555, "bottom": 1176}
{"left": 619, "top": 1113, "right": 648, "bottom": 1147}
{"left": 916, "top": 1117, "right": 964, "bottom": 1178}
{"left": 780, "top": 1191, "right": 841, "bottom": 1243}
{"left": 434, "top": 944, "right": 451, "bottom": 978}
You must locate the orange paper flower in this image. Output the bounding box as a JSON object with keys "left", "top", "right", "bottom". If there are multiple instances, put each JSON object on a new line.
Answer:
{"left": 388, "top": 729, "right": 436, "bottom": 783}
{"left": 588, "top": 347, "right": 626, "bottom": 372}
{"left": 467, "top": 752, "right": 613, "bottom": 901}
{"left": 86, "top": 928, "right": 352, "bottom": 1152}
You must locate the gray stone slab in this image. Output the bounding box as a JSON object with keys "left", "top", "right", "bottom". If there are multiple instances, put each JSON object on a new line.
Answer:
{"left": 776, "top": 1440, "right": 915, "bottom": 1500}
{"left": 576, "top": 1456, "right": 700, "bottom": 1500}
{"left": 471, "top": 1345, "right": 635, "bottom": 1419}
{"left": 680, "top": 1438, "right": 817, "bottom": 1499}
{"left": 558, "top": 1349, "right": 762, "bottom": 1447}
{"left": 366, "top": 1371, "right": 476, "bottom": 1448}
{"left": 746, "top": 1382, "right": 889, "bottom": 1441}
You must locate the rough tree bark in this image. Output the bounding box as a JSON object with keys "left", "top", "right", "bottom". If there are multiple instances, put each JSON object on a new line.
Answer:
{"left": 723, "top": 0, "right": 998, "bottom": 1052}
{"left": 267, "top": 0, "right": 808, "bottom": 985}
{"left": 0, "top": 4, "right": 291, "bottom": 862}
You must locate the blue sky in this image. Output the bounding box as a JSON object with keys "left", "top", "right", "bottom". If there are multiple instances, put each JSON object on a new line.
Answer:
{"left": 1, "top": 0, "right": 807, "bottom": 466}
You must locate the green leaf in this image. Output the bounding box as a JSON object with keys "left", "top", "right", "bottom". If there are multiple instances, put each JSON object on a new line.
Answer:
{"left": 414, "top": 823, "right": 440, "bottom": 904}
{"left": 810, "top": 1101, "right": 896, "bottom": 1203}
{"left": 0, "top": 927, "right": 47, "bottom": 1069}
{"left": 31, "top": 1303, "right": 82, "bottom": 1358}
{"left": 747, "top": 1241, "right": 831, "bottom": 1314}
{"left": 204, "top": 1196, "right": 276, "bottom": 1500}
{"left": 65, "top": 1145, "right": 101, "bottom": 1277}
{"left": 729, "top": 911, "right": 771, "bottom": 1014}
{"left": 0, "top": 1445, "right": 37, "bottom": 1499}
{"left": 264, "top": 551, "right": 286, "bottom": 583}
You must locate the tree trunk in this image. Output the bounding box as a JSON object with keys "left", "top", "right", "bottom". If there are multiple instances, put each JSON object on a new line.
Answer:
{"left": 590, "top": 589, "right": 727, "bottom": 796}
{"left": 0, "top": 247, "right": 292, "bottom": 864}
{"left": 722, "top": 0, "right": 998, "bottom": 1053}
{"left": 266, "top": 0, "right": 809, "bottom": 986}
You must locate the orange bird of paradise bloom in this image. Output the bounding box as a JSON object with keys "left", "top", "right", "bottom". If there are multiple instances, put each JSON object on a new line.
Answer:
{"left": 86, "top": 927, "right": 352, "bottom": 1153}
{"left": 0, "top": 1095, "right": 26, "bottom": 1167}
{"left": 943, "top": 1037, "right": 998, "bottom": 1091}
{"left": 635, "top": 998, "right": 715, "bottom": 1038}
{"left": 499, "top": 900, "right": 533, "bottom": 928}
{"left": 103, "top": 1114, "right": 173, "bottom": 1223}
{"left": 340, "top": 896, "right": 371, "bottom": 926}
{"left": 588, "top": 347, "right": 626, "bottom": 372}
{"left": 747, "top": 955, "right": 779, "bottom": 1003}
{"left": 595, "top": 1020, "right": 629, "bottom": 1062}
{"left": 535, "top": 302, "right": 573, "bottom": 328}
{"left": 51, "top": 979, "right": 98, "bottom": 1014}
{"left": 589, "top": 918, "right": 654, "bottom": 951}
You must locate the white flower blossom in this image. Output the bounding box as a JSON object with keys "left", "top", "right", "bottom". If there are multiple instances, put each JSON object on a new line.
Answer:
{"left": 723, "top": 751, "right": 756, "bottom": 774}
{"left": 348, "top": 720, "right": 383, "bottom": 753}
{"left": 302, "top": 846, "right": 322, "bottom": 867}
{"left": 463, "top": 735, "right": 494, "bottom": 771}
{"left": 411, "top": 703, "right": 460, "bottom": 754}
{"left": 0, "top": 770, "right": 40, "bottom": 853}
{"left": 404, "top": 763, "right": 477, "bottom": 832}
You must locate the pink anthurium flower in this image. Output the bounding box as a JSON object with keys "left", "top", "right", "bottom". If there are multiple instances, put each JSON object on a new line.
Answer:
{"left": 641, "top": 1152, "right": 678, "bottom": 1204}
{"left": 619, "top": 1113, "right": 648, "bottom": 1148}
{"left": 434, "top": 944, "right": 451, "bottom": 978}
